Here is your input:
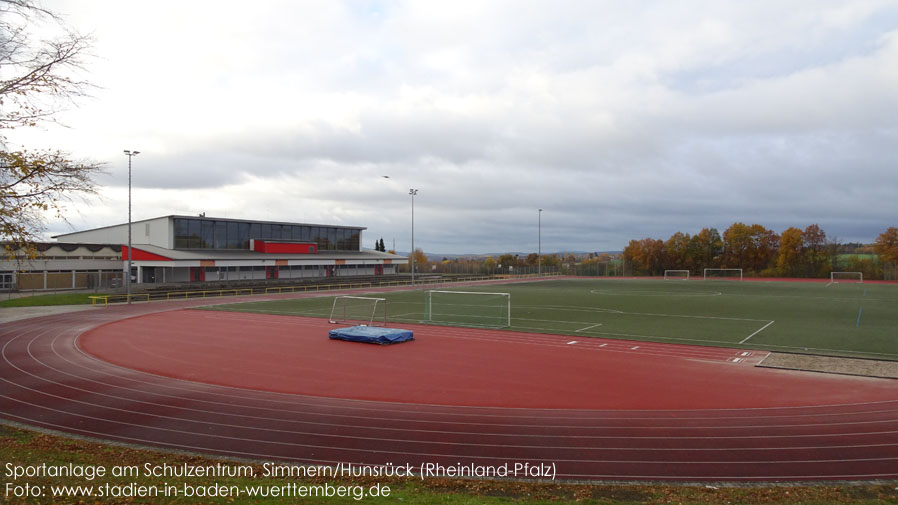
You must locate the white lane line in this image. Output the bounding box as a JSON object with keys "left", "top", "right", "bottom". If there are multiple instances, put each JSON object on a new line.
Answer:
{"left": 740, "top": 320, "right": 775, "bottom": 344}
{"left": 567, "top": 341, "right": 578, "bottom": 345}
{"left": 575, "top": 323, "right": 603, "bottom": 332}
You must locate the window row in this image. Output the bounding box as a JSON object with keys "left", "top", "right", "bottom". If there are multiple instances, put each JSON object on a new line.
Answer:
{"left": 173, "top": 219, "right": 361, "bottom": 251}
{"left": 201, "top": 264, "right": 380, "bottom": 272}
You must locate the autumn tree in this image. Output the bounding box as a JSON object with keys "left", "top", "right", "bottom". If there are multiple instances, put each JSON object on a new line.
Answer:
{"left": 541, "top": 253, "right": 561, "bottom": 268}
{"left": 524, "top": 252, "right": 539, "bottom": 267}
{"left": 722, "top": 222, "right": 778, "bottom": 274}
{"left": 776, "top": 227, "right": 804, "bottom": 277}
{"left": 1, "top": 0, "right": 102, "bottom": 256}
{"left": 664, "top": 231, "right": 691, "bottom": 271}
{"left": 689, "top": 228, "right": 722, "bottom": 270}
{"left": 722, "top": 222, "right": 753, "bottom": 269}
{"left": 623, "top": 238, "right": 665, "bottom": 275}
{"left": 749, "top": 224, "right": 779, "bottom": 274}
{"left": 496, "top": 254, "right": 518, "bottom": 270}
{"left": 409, "top": 248, "right": 428, "bottom": 272}
{"left": 824, "top": 235, "right": 842, "bottom": 273}
{"left": 802, "top": 224, "right": 829, "bottom": 277}
{"left": 563, "top": 253, "right": 577, "bottom": 269}
{"left": 874, "top": 227, "right": 898, "bottom": 264}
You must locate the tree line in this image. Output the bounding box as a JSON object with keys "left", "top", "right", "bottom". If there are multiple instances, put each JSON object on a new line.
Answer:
{"left": 388, "top": 225, "right": 897, "bottom": 280}
{"left": 623, "top": 223, "right": 898, "bottom": 279}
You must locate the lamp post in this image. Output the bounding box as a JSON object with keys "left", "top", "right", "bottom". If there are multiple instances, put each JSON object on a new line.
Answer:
{"left": 538, "top": 208, "right": 543, "bottom": 277}
{"left": 123, "top": 150, "right": 140, "bottom": 303}
{"left": 409, "top": 189, "right": 418, "bottom": 285}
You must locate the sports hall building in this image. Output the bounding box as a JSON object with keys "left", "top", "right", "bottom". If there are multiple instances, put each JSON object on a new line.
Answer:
{"left": 1, "top": 215, "right": 405, "bottom": 291}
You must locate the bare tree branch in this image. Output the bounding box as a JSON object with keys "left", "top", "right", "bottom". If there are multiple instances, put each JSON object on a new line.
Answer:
{"left": 1, "top": 0, "right": 101, "bottom": 259}
{"left": 1, "top": 0, "right": 95, "bottom": 131}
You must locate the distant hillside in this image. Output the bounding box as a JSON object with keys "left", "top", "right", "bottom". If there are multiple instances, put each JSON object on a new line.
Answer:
{"left": 420, "top": 251, "right": 623, "bottom": 261}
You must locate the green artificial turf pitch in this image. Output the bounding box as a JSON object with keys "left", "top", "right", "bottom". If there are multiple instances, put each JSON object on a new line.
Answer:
{"left": 201, "top": 278, "right": 898, "bottom": 360}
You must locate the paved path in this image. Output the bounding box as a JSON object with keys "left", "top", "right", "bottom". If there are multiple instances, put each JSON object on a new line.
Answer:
{"left": 0, "top": 304, "right": 98, "bottom": 324}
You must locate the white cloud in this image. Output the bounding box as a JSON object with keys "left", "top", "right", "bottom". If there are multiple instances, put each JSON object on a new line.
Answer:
{"left": 16, "top": 0, "right": 898, "bottom": 253}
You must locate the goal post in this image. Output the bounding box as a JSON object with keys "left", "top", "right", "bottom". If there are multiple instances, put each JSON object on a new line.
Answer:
{"left": 328, "top": 296, "right": 387, "bottom": 327}
{"left": 703, "top": 268, "right": 743, "bottom": 281}
{"left": 664, "top": 270, "right": 690, "bottom": 280}
{"left": 426, "top": 290, "right": 511, "bottom": 328}
{"left": 829, "top": 271, "right": 863, "bottom": 285}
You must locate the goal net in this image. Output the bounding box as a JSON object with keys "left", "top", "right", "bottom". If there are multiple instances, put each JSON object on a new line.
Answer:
{"left": 829, "top": 271, "right": 863, "bottom": 285}
{"left": 664, "top": 270, "right": 690, "bottom": 280}
{"left": 426, "top": 290, "right": 511, "bottom": 328}
{"left": 328, "top": 296, "right": 387, "bottom": 327}
{"left": 703, "top": 268, "right": 743, "bottom": 281}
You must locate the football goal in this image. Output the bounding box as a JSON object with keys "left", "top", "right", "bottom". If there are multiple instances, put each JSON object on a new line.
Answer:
{"left": 828, "top": 271, "right": 863, "bottom": 286}
{"left": 703, "top": 268, "right": 743, "bottom": 281}
{"left": 664, "top": 270, "right": 690, "bottom": 280}
{"left": 426, "top": 290, "right": 511, "bottom": 328}
{"left": 328, "top": 296, "right": 387, "bottom": 327}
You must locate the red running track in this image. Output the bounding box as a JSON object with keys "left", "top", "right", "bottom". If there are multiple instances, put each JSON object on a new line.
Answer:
{"left": 2, "top": 299, "right": 898, "bottom": 482}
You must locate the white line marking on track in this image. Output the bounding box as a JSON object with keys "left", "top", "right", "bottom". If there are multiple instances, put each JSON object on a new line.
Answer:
{"left": 566, "top": 341, "right": 578, "bottom": 345}
{"left": 631, "top": 346, "right": 640, "bottom": 350}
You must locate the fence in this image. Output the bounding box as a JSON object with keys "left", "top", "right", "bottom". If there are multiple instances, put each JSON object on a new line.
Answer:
{"left": 87, "top": 273, "right": 560, "bottom": 306}
{"left": 9, "top": 271, "right": 123, "bottom": 291}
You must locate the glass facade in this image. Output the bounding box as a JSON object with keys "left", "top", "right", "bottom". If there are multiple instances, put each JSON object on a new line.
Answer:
{"left": 172, "top": 218, "right": 362, "bottom": 251}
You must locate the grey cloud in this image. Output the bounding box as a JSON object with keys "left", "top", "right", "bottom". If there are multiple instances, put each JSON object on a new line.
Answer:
{"left": 35, "top": 0, "right": 898, "bottom": 253}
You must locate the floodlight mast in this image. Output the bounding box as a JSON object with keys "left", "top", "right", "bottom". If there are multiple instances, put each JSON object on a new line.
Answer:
{"left": 409, "top": 188, "right": 418, "bottom": 286}
{"left": 538, "top": 208, "right": 543, "bottom": 277}
{"left": 123, "top": 150, "right": 140, "bottom": 304}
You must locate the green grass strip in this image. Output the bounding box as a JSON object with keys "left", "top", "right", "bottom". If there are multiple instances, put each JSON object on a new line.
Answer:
{"left": 2, "top": 425, "right": 896, "bottom": 505}
{"left": 0, "top": 293, "right": 109, "bottom": 308}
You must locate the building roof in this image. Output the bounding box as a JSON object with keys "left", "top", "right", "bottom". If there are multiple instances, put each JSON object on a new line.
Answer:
{"left": 53, "top": 214, "right": 366, "bottom": 239}
{"left": 167, "top": 215, "right": 366, "bottom": 230}
{"left": 131, "top": 244, "right": 404, "bottom": 262}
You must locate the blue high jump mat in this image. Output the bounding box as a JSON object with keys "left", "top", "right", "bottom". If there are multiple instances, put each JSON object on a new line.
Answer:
{"left": 328, "top": 325, "right": 414, "bottom": 345}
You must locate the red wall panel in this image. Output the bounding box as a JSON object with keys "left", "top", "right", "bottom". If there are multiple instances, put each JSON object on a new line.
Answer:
{"left": 121, "top": 246, "right": 173, "bottom": 261}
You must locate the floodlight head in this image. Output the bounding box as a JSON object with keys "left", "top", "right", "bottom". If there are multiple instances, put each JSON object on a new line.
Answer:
{"left": 409, "top": 188, "right": 418, "bottom": 195}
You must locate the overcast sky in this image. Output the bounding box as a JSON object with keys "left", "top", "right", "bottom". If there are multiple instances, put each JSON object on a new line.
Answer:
{"left": 10, "top": 0, "right": 898, "bottom": 254}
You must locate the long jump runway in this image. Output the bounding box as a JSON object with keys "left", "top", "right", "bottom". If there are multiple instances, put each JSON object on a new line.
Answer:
{"left": 2, "top": 301, "right": 897, "bottom": 482}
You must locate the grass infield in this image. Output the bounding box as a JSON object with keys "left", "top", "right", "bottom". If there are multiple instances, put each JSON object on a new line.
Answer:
{"left": 203, "top": 278, "right": 898, "bottom": 360}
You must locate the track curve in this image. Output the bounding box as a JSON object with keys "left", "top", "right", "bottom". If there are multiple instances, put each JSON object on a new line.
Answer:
{"left": 2, "top": 298, "right": 898, "bottom": 482}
